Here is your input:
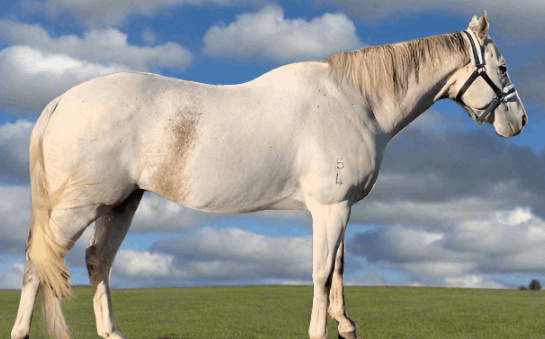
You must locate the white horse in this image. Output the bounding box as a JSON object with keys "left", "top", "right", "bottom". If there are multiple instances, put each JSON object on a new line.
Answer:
{"left": 12, "top": 12, "right": 526, "bottom": 339}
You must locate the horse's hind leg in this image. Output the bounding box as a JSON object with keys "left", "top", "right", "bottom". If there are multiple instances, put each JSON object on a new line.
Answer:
{"left": 13, "top": 203, "right": 104, "bottom": 339}
{"left": 328, "top": 240, "right": 362, "bottom": 339}
{"left": 11, "top": 255, "right": 40, "bottom": 339}
{"left": 86, "top": 189, "right": 144, "bottom": 339}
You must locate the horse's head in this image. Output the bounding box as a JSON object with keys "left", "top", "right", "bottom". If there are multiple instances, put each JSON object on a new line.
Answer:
{"left": 452, "top": 12, "right": 527, "bottom": 137}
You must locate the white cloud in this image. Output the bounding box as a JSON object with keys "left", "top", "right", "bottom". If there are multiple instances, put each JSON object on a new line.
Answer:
{"left": 443, "top": 207, "right": 545, "bottom": 257}
{"left": 131, "top": 192, "right": 223, "bottom": 233}
{"left": 130, "top": 193, "right": 308, "bottom": 235}
{"left": 157, "top": 226, "right": 312, "bottom": 269}
{"left": 110, "top": 227, "right": 312, "bottom": 286}
{"left": 349, "top": 207, "right": 545, "bottom": 288}
{"left": 202, "top": 6, "right": 363, "bottom": 63}
{"left": 0, "top": 120, "right": 34, "bottom": 182}
{"left": 0, "top": 20, "right": 192, "bottom": 113}
{"left": 352, "top": 196, "right": 504, "bottom": 226}
{"left": 0, "top": 45, "right": 128, "bottom": 113}
{"left": 317, "top": 0, "right": 544, "bottom": 30}
{"left": 356, "top": 126, "right": 545, "bottom": 227}
{"left": 0, "top": 262, "right": 25, "bottom": 289}
{"left": 0, "top": 185, "right": 31, "bottom": 255}
{"left": 444, "top": 275, "right": 506, "bottom": 289}
{"left": 403, "top": 261, "right": 478, "bottom": 280}
{"left": 141, "top": 28, "right": 157, "bottom": 45}
{"left": 0, "top": 20, "right": 192, "bottom": 72}
{"left": 115, "top": 250, "right": 175, "bottom": 278}
{"left": 40, "top": 0, "right": 266, "bottom": 26}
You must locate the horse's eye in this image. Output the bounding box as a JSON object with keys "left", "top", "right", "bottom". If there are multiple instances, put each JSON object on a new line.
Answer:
{"left": 499, "top": 65, "right": 507, "bottom": 75}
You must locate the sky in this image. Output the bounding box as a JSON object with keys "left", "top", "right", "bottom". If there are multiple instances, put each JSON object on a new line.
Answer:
{"left": 0, "top": 0, "right": 544, "bottom": 291}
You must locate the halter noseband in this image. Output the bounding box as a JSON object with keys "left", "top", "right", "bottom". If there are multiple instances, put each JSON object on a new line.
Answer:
{"left": 455, "top": 30, "right": 516, "bottom": 125}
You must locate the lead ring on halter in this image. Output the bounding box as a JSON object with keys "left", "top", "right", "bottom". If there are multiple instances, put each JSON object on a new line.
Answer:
{"left": 455, "top": 29, "right": 517, "bottom": 125}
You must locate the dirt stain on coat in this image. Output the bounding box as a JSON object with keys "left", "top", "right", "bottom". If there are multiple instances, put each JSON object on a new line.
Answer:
{"left": 151, "top": 108, "right": 201, "bottom": 202}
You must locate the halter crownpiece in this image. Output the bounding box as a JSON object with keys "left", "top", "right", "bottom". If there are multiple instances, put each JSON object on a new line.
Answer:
{"left": 455, "top": 29, "right": 517, "bottom": 125}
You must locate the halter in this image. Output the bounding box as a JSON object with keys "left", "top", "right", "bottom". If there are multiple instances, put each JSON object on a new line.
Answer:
{"left": 455, "top": 29, "right": 517, "bottom": 125}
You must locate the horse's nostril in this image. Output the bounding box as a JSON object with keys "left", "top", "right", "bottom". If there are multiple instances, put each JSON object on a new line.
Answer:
{"left": 522, "top": 114, "right": 528, "bottom": 127}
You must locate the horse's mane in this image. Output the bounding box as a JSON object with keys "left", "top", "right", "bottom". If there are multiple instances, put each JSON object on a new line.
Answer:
{"left": 327, "top": 32, "right": 470, "bottom": 101}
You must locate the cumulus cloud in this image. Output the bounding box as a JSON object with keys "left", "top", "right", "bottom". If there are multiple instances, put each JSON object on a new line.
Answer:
{"left": 351, "top": 196, "right": 503, "bottom": 226}
{"left": 141, "top": 28, "right": 157, "bottom": 45}
{"left": 0, "top": 185, "right": 31, "bottom": 246}
{"left": 131, "top": 192, "right": 225, "bottom": 233}
{"left": 0, "top": 20, "right": 191, "bottom": 72}
{"left": 38, "top": 0, "right": 266, "bottom": 26}
{"left": 444, "top": 275, "right": 506, "bottom": 289}
{"left": 514, "top": 57, "right": 545, "bottom": 108}
{"left": 348, "top": 126, "right": 545, "bottom": 228}
{"left": 110, "top": 227, "right": 312, "bottom": 286}
{"left": 0, "top": 262, "right": 25, "bottom": 289}
{"left": 0, "top": 185, "right": 31, "bottom": 255}
{"left": 317, "top": 0, "right": 544, "bottom": 37}
{"left": 0, "top": 20, "right": 191, "bottom": 113}
{"left": 115, "top": 249, "right": 175, "bottom": 278}
{"left": 0, "top": 45, "right": 128, "bottom": 114}
{"left": 0, "top": 120, "right": 34, "bottom": 183}
{"left": 348, "top": 207, "right": 545, "bottom": 288}
{"left": 202, "top": 6, "right": 362, "bottom": 63}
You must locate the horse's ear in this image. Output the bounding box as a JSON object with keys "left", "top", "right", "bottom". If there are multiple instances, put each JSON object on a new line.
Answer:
{"left": 468, "top": 11, "right": 489, "bottom": 42}
{"left": 469, "top": 15, "right": 478, "bottom": 27}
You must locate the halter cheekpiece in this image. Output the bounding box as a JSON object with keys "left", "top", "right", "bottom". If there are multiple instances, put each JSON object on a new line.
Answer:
{"left": 455, "top": 29, "right": 516, "bottom": 125}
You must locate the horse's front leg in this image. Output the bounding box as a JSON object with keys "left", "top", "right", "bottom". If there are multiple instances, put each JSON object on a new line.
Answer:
{"left": 328, "top": 240, "right": 362, "bottom": 339}
{"left": 307, "top": 199, "right": 351, "bottom": 339}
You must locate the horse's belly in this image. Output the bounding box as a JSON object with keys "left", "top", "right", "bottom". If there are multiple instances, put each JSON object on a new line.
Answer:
{"left": 182, "top": 148, "right": 303, "bottom": 213}
{"left": 138, "top": 126, "right": 303, "bottom": 213}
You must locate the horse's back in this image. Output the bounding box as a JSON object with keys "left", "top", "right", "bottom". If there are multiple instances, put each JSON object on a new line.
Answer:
{"left": 39, "top": 69, "right": 323, "bottom": 212}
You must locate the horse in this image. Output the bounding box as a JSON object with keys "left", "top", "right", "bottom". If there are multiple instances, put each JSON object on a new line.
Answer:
{"left": 11, "top": 12, "right": 526, "bottom": 339}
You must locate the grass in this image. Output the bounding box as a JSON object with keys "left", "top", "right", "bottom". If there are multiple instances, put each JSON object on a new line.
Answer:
{"left": 2, "top": 285, "right": 545, "bottom": 338}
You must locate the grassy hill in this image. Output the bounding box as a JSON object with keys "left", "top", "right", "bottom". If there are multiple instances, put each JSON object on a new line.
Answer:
{"left": 2, "top": 285, "right": 544, "bottom": 338}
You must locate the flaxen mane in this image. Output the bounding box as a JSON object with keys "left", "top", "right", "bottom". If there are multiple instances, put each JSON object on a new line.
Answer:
{"left": 328, "top": 32, "right": 470, "bottom": 101}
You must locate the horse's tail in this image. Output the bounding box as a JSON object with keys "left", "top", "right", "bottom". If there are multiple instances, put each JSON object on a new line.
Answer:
{"left": 27, "top": 95, "right": 71, "bottom": 339}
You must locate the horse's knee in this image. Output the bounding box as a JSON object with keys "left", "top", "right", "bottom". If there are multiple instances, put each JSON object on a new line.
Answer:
{"left": 312, "top": 268, "right": 334, "bottom": 290}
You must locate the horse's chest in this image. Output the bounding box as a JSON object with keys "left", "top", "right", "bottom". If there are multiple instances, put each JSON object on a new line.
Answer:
{"left": 337, "top": 157, "right": 381, "bottom": 202}
{"left": 327, "top": 135, "right": 388, "bottom": 203}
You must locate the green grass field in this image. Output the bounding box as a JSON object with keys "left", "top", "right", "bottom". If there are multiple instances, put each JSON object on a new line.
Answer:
{"left": 2, "top": 285, "right": 544, "bottom": 338}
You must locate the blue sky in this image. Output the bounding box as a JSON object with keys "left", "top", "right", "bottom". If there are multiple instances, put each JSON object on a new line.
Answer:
{"left": 0, "top": 0, "right": 544, "bottom": 290}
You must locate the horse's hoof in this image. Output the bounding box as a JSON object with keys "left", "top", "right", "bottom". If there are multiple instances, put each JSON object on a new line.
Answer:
{"left": 99, "top": 329, "right": 128, "bottom": 339}
{"left": 10, "top": 328, "right": 29, "bottom": 339}
{"left": 338, "top": 331, "right": 362, "bottom": 339}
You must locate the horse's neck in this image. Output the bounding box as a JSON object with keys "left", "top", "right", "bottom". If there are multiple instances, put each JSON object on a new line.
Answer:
{"left": 368, "top": 38, "right": 469, "bottom": 138}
